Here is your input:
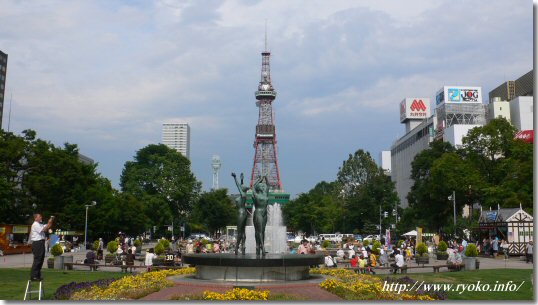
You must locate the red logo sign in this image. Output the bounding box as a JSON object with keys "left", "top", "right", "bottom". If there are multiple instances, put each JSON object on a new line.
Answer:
{"left": 410, "top": 99, "right": 427, "bottom": 111}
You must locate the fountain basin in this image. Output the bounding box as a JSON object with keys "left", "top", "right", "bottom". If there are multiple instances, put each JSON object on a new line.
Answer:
{"left": 182, "top": 253, "right": 323, "bottom": 282}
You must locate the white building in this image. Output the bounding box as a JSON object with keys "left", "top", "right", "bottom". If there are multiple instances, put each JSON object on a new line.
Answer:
{"left": 162, "top": 123, "right": 190, "bottom": 159}
{"left": 509, "top": 96, "right": 533, "bottom": 131}
{"left": 380, "top": 151, "right": 391, "bottom": 176}
{"left": 487, "top": 97, "right": 511, "bottom": 122}
{"left": 390, "top": 98, "right": 433, "bottom": 208}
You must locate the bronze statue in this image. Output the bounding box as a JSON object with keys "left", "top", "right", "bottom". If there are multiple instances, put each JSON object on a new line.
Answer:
{"left": 252, "top": 174, "right": 269, "bottom": 256}
{"left": 231, "top": 172, "right": 248, "bottom": 255}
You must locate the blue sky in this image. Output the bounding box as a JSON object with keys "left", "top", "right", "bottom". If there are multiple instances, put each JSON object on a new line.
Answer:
{"left": 0, "top": 0, "right": 533, "bottom": 198}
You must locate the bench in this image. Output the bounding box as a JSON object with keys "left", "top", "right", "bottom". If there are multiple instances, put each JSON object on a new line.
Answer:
{"left": 64, "top": 262, "right": 186, "bottom": 272}
{"left": 345, "top": 265, "right": 408, "bottom": 274}
{"left": 433, "top": 263, "right": 464, "bottom": 272}
{"left": 64, "top": 262, "right": 102, "bottom": 271}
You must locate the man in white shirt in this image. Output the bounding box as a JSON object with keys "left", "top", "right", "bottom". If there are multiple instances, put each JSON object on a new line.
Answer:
{"left": 30, "top": 214, "right": 54, "bottom": 281}
{"left": 391, "top": 252, "right": 405, "bottom": 274}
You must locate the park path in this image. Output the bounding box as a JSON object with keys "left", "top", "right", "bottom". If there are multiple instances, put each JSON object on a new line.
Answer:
{"left": 141, "top": 281, "right": 341, "bottom": 301}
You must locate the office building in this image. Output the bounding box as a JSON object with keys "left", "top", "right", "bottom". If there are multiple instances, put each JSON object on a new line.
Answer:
{"left": 390, "top": 98, "right": 434, "bottom": 208}
{"left": 162, "top": 123, "right": 190, "bottom": 159}
{"left": 0, "top": 51, "right": 7, "bottom": 130}
{"left": 434, "top": 86, "right": 486, "bottom": 148}
{"left": 487, "top": 97, "right": 511, "bottom": 122}
{"left": 380, "top": 151, "right": 391, "bottom": 176}
{"left": 510, "top": 96, "right": 533, "bottom": 131}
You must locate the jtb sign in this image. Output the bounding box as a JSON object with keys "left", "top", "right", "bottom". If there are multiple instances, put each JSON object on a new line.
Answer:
{"left": 400, "top": 98, "right": 431, "bottom": 122}
{"left": 436, "top": 86, "right": 482, "bottom": 106}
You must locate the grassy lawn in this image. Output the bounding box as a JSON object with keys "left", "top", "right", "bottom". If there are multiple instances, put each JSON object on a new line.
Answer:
{"left": 376, "top": 269, "right": 533, "bottom": 300}
{"left": 0, "top": 268, "right": 125, "bottom": 300}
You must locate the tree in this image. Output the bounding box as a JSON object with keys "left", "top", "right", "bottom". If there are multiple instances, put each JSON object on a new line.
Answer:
{"left": 120, "top": 144, "right": 201, "bottom": 231}
{"left": 190, "top": 189, "right": 235, "bottom": 236}
{"left": 336, "top": 149, "right": 399, "bottom": 233}
{"left": 0, "top": 129, "right": 103, "bottom": 228}
{"left": 282, "top": 181, "right": 343, "bottom": 234}
{"left": 462, "top": 118, "right": 532, "bottom": 210}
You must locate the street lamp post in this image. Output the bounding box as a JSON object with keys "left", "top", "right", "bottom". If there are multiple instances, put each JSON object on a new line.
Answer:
{"left": 84, "top": 201, "right": 97, "bottom": 250}
{"left": 448, "top": 191, "right": 456, "bottom": 237}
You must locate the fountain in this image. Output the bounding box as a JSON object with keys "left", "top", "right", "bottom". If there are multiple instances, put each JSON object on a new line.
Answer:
{"left": 182, "top": 177, "right": 323, "bottom": 282}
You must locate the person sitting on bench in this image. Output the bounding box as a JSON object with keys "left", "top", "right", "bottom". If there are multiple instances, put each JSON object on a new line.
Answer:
{"left": 447, "top": 247, "right": 463, "bottom": 271}
{"left": 391, "top": 251, "right": 405, "bottom": 274}
{"left": 84, "top": 250, "right": 98, "bottom": 270}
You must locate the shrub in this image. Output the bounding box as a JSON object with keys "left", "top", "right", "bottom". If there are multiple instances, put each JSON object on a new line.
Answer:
{"left": 464, "top": 244, "right": 478, "bottom": 257}
{"left": 372, "top": 241, "right": 382, "bottom": 255}
{"left": 322, "top": 240, "right": 331, "bottom": 249}
{"left": 201, "top": 238, "right": 209, "bottom": 245}
{"left": 107, "top": 241, "right": 118, "bottom": 254}
{"left": 154, "top": 243, "right": 165, "bottom": 255}
{"left": 93, "top": 240, "right": 100, "bottom": 251}
{"left": 437, "top": 241, "right": 448, "bottom": 252}
{"left": 416, "top": 243, "right": 428, "bottom": 256}
{"left": 134, "top": 239, "right": 141, "bottom": 247}
{"left": 159, "top": 239, "right": 170, "bottom": 249}
{"left": 363, "top": 239, "right": 370, "bottom": 247}
{"left": 51, "top": 243, "right": 64, "bottom": 257}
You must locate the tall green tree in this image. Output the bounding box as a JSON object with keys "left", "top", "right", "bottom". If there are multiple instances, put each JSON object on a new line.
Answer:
{"left": 189, "top": 189, "right": 235, "bottom": 236}
{"left": 336, "top": 149, "right": 399, "bottom": 233}
{"left": 120, "top": 144, "right": 201, "bottom": 231}
{"left": 282, "top": 181, "right": 343, "bottom": 234}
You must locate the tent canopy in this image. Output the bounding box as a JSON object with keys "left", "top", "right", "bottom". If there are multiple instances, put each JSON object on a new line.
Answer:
{"left": 402, "top": 230, "right": 417, "bottom": 236}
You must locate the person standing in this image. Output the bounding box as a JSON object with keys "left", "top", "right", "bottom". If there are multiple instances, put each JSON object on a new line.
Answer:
{"left": 30, "top": 214, "right": 54, "bottom": 281}
{"left": 492, "top": 237, "right": 499, "bottom": 258}
{"left": 526, "top": 241, "right": 533, "bottom": 264}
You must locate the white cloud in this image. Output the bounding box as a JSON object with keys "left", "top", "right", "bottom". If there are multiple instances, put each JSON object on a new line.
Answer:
{"left": 0, "top": 0, "right": 532, "bottom": 195}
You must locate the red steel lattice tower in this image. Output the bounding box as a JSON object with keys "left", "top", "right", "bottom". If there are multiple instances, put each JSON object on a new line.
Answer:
{"left": 250, "top": 43, "right": 282, "bottom": 190}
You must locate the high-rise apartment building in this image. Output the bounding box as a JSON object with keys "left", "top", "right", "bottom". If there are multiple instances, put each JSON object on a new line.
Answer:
{"left": 162, "top": 123, "right": 190, "bottom": 159}
{"left": 0, "top": 51, "right": 7, "bottom": 130}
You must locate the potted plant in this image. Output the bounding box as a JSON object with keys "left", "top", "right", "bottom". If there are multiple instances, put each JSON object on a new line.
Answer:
{"left": 134, "top": 239, "right": 142, "bottom": 255}
{"left": 372, "top": 241, "right": 382, "bottom": 255}
{"left": 50, "top": 243, "right": 64, "bottom": 269}
{"left": 93, "top": 240, "right": 100, "bottom": 251}
{"left": 105, "top": 241, "right": 118, "bottom": 264}
{"left": 48, "top": 243, "right": 63, "bottom": 269}
{"left": 436, "top": 241, "right": 449, "bottom": 260}
{"left": 153, "top": 243, "right": 165, "bottom": 266}
{"left": 322, "top": 240, "right": 331, "bottom": 249}
{"left": 415, "top": 242, "right": 429, "bottom": 265}
{"left": 464, "top": 244, "right": 478, "bottom": 271}
{"left": 397, "top": 240, "right": 404, "bottom": 248}
{"left": 363, "top": 239, "right": 370, "bottom": 248}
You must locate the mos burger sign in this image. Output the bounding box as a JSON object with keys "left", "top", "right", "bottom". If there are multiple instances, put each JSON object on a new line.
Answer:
{"left": 400, "top": 98, "right": 431, "bottom": 123}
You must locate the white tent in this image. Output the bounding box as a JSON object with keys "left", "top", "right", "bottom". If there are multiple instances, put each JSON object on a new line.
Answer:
{"left": 402, "top": 230, "right": 417, "bottom": 236}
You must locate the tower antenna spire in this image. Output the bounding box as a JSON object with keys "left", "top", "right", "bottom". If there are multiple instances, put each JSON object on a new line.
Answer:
{"left": 265, "top": 20, "right": 268, "bottom": 51}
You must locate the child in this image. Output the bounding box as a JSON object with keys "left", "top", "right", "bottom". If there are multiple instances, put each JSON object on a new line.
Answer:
{"left": 368, "top": 251, "right": 377, "bottom": 275}
{"left": 358, "top": 254, "right": 367, "bottom": 274}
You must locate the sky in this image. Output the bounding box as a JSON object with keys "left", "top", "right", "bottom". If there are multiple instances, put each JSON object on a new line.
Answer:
{"left": 0, "top": 0, "right": 533, "bottom": 198}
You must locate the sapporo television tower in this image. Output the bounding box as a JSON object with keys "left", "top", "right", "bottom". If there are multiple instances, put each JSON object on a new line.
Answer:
{"left": 249, "top": 30, "right": 282, "bottom": 190}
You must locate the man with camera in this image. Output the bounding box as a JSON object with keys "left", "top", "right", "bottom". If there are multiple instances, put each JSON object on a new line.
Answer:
{"left": 30, "top": 214, "right": 54, "bottom": 281}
